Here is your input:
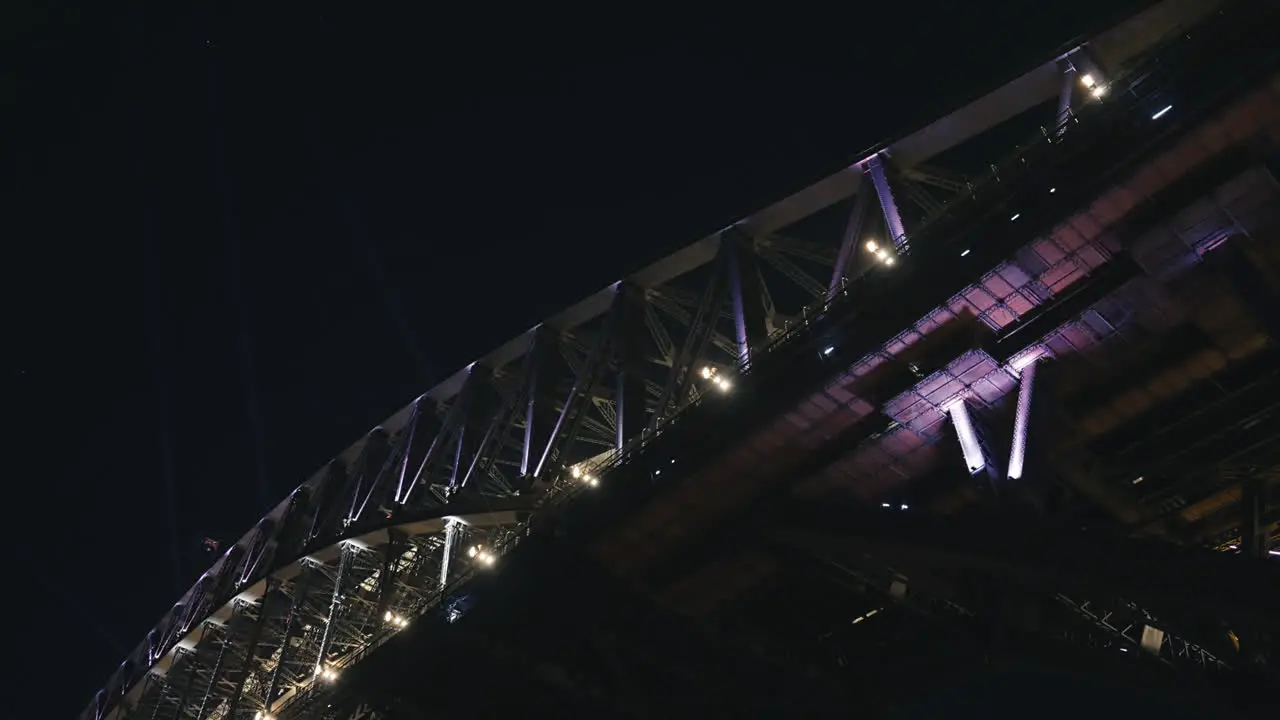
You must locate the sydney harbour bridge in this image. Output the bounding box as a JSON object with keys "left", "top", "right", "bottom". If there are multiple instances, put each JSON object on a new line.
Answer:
{"left": 85, "top": 1, "right": 1280, "bottom": 717}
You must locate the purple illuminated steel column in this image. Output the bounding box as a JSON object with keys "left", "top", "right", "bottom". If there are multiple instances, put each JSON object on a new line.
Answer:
{"left": 945, "top": 400, "right": 987, "bottom": 475}
{"left": 867, "top": 154, "right": 907, "bottom": 253}
{"left": 723, "top": 229, "right": 770, "bottom": 362}
{"left": 1007, "top": 360, "right": 1037, "bottom": 481}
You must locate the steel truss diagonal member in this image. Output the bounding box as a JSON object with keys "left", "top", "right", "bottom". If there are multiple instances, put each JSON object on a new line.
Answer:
{"left": 399, "top": 367, "right": 487, "bottom": 505}
{"left": 614, "top": 283, "right": 650, "bottom": 450}
{"left": 349, "top": 429, "right": 396, "bottom": 524}
{"left": 454, "top": 366, "right": 523, "bottom": 497}
{"left": 520, "top": 326, "right": 562, "bottom": 481}
{"left": 653, "top": 247, "right": 730, "bottom": 427}
{"left": 308, "top": 461, "right": 350, "bottom": 544}
{"left": 533, "top": 291, "right": 621, "bottom": 480}
{"left": 340, "top": 430, "right": 390, "bottom": 526}
{"left": 830, "top": 186, "right": 873, "bottom": 296}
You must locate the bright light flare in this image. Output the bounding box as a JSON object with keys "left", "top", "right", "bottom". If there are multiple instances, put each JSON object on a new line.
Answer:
{"left": 865, "top": 239, "right": 879, "bottom": 252}
{"left": 1151, "top": 104, "right": 1172, "bottom": 120}
{"left": 701, "top": 364, "right": 732, "bottom": 392}
{"left": 1080, "top": 73, "right": 1096, "bottom": 88}
{"left": 470, "top": 545, "right": 496, "bottom": 566}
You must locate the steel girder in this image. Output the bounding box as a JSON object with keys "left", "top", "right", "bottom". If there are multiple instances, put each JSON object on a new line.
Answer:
{"left": 768, "top": 501, "right": 1280, "bottom": 629}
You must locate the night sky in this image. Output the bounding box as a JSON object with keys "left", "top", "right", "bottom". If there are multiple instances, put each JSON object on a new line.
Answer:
{"left": 8, "top": 1, "right": 1144, "bottom": 715}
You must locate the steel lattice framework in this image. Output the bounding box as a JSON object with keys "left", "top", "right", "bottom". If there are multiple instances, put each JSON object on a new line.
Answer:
{"left": 83, "top": 1, "right": 1279, "bottom": 718}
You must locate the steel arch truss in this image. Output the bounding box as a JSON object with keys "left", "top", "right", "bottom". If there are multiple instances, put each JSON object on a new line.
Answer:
{"left": 93, "top": 227, "right": 846, "bottom": 720}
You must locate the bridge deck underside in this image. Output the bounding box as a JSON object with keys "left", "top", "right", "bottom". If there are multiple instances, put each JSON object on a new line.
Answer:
{"left": 314, "top": 67, "right": 1280, "bottom": 720}
{"left": 593, "top": 78, "right": 1280, "bottom": 636}
{"left": 323, "top": 532, "right": 1241, "bottom": 719}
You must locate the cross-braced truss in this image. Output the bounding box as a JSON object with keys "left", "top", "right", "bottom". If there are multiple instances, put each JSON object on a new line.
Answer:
{"left": 82, "top": 1, "right": 1276, "bottom": 718}
{"left": 96, "top": 153, "right": 873, "bottom": 720}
